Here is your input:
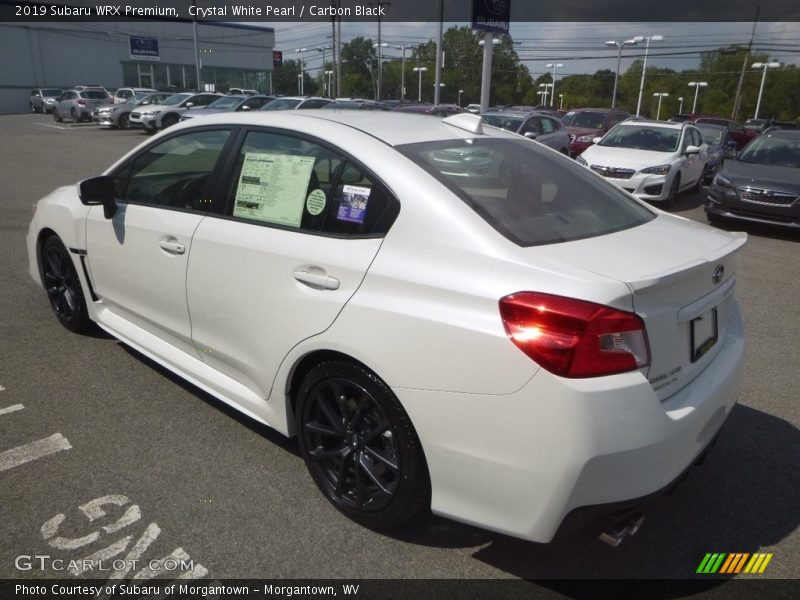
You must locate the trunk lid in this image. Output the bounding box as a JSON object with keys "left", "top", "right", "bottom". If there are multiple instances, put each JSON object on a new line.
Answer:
{"left": 526, "top": 214, "right": 747, "bottom": 400}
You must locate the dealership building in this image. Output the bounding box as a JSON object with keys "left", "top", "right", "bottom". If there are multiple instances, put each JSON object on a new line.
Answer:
{"left": 0, "top": 20, "right": 275, "bottom": 114}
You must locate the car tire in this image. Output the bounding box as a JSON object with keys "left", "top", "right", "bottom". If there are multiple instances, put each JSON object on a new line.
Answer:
{"left": 296, "top": 360, "right": 430, "bottom": 530}
{"left": 31, "top": 103, "right": 37, "bottom": 113}
{"left": 665, "top": 174, "right": 680, "bottom": 209}
{"left": 118, "top": 113, "right": 130, "bottom": 129}
{"left": 53, "top": 110, "right": 62, "bottom": 123}
{"left": 694, "top": 166, "right": 707, "bottom": 192}
{"left": 161, "top": 114, "right": 178, "bottom": 129}
{"left": 70, "top": 108, "right": 79, "bottom": 123}
{"left": 41, "top": 236, "right": 90, "bottom": 334}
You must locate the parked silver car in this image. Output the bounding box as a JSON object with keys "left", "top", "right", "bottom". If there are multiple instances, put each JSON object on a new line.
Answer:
{"left": 481, "top": 109, "right": 571, "bottom": 154}
{"left": 112, "top": 87, "right": 157, "bottom": 104}
{"left": 129, "top": 92, "right": 222, "bottom": 133}
{"left": 93, "top": 91, "right": 173, "bottom": 128}
{"left": 30, "top": 88, "right": 63, "bottom": 113}
{"left": 180, "top": 94, "right": 274, "bottom": 122}
{"left": 53, "top": 89, "right": 110, "bottom": 123}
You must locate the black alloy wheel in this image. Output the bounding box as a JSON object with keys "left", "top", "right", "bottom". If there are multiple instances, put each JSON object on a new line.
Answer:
{"left": 70, "top": 107, "right": 79, "bottom": 122}
{"left": 694, "top": 166, "right": 707, "bottom": 192}
{"left": 161, "top": 114, "right": 178, "bottom": 129}
{"left": 53, "top": 109, "right": 62, "bottom": 122}
{"left": 296, "top": 361, "right": 430, "bottom": 529}
{"left": 118, "top": 113, "right": 130, "bottom": 129}
{"left": 41, "top": 236, "right": 90, "bottom": 333}
{"left": 665, "top": 174, "right": 680, "bottom": 209}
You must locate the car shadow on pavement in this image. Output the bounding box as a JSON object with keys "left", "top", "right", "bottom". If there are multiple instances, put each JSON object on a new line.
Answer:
{"left": 392, "top": 404, "right": 799, "bottom": 590}
{"left": 112, "top": 342, "right": 799, "bottom": 589}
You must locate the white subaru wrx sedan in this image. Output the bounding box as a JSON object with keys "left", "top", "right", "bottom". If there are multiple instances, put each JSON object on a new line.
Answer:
{"left": 27, "top": 111, "right": 745, "bottom": 543}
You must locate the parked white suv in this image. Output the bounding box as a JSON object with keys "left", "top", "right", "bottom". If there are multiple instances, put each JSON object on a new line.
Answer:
{"left": 577, "top": 121, "right": 708, "bottom": 207}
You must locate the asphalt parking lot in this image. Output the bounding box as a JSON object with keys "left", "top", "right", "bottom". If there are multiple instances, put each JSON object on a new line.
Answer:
{"left": 0, "top": 114, "right": 798, "bottom": 594}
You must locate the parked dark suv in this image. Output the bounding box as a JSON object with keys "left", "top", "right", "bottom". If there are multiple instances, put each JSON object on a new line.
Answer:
{"left": 561, "top": 108, "right": 630, "bottom": 157}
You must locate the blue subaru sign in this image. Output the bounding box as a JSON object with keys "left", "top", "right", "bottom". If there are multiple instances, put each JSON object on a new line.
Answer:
{"left": 472, "top": 0, "right": 511, "bottom": 34}
{"left": 129, "top": 36, "right": 160, "bottom": 61}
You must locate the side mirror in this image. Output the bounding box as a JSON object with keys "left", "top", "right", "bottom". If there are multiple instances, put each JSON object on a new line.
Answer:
{"left": 685, "top": 145, "right": 701, "bottom": 155}
{"left": 79, "top": 175, "right": 117, "bottom": 219}
{"left": 185, "top": 102, "right": 194, "bottom": 108}
{"left": 239, "top": 105, "right": 251, "bottom": 111}
{"left": 523, "top": 131, "right": 538, "bottom": 139}
{"left": 592, "top": 136, "right": 602, "bottom": 144}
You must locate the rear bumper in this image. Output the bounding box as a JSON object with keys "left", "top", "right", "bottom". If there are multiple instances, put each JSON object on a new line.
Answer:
{"left": 397, "top": 301, "right": 745, "bottom": 543}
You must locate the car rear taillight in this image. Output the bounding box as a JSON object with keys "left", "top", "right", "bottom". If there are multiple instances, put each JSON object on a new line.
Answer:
{"left": 499, "top": 292, "right": 650, "bottom": 378}
{"left": 77, "top": 99, "right": 86, "bottom": 105}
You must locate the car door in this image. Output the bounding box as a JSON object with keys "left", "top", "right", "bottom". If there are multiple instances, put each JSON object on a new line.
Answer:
{"left": 678, "top": 128, "right": 704, "bottom": 187}
{"left": 85, "top": 128, "right": 233, "bottom": 357}
{"left": 187, "top": 129, "right": 398, "bottom": 398}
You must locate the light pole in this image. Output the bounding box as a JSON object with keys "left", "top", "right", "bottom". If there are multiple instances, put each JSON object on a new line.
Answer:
{"left": 605, "top": 39, "right": 637, "bottom": 109}
{"left": 324, "top": 70, "right": 333, "bottom": 97}
{"left": 688, "top": 81, "right": 708, "bottom": 113}
{"left": 678, "top": 96, "right": 684, "bottom": 114}
{"left": 653, "top": 92, "right": 669, "bottom": 120}
{"left": 296, "top": 74, "right": 302, "bottom": 95}
{"left": 395, "top": 44, "right": 413, "bottom": 101}
{"left": 751, "top": 62, "right": 780, "bottom": 119}
{"left": 479, "top": 36, "right": 500, "bottom": 112}
{"left": 413, "top": 66, "right": 427, "bottom": 102}
{"left": 537, "top": 91, "right": 548, "bottom": 104}
{"left": 373, "top": 42, "right": 388, "bottom": 100}
{"left": 545, "top": 63, "right": 563, "bottom": 107}
{"left": 316, "top": 46, "right": 331, "bottom": 96}
{"left": 538, "top": 83, "right": 552, "bottom": 106}
{"left": 633, "top": 34, "right": 663, "bottom": 117}
{"left": 294, "top": 47, "right": 308, "bottom": 95}
{"left": 558, "top": 94, "right": 564, "bottom": 110}
{"left": 458, "top": 89, "right": 464, "bottom": 106}
{"left": 434, "top": 82, "right": 445, "bottom": 103}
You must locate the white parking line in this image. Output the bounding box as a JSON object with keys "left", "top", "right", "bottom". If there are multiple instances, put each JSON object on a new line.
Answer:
{"left": 0, "top": 404, "right": 24, "bottom": 416}
{"left": 0, "top": 433, "right": 72, "bottom": 472}
{"left": 33, "top": 122, "right": 68, "bottom": 130}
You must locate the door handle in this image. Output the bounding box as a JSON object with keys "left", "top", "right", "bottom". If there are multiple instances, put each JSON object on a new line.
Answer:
{"left": 158, "top": 240, "right": 186, "bottom": 254}
{"left": 293, "top": 270, "right": 340, "bottom": 290}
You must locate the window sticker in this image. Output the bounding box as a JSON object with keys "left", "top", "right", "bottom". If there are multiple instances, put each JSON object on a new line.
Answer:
{"left": 337, "top": 184, "right": 371, "bottom": 225}
{"left": 233, "top": 152, "right": 315, "bottom": 227}
{"left": 305, "top": 189, "right": 327, "bottom": 216}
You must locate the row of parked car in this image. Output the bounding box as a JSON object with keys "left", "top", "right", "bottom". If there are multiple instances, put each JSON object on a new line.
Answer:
{"left": 31, "top": 85, "right": 797, "bottom": 229}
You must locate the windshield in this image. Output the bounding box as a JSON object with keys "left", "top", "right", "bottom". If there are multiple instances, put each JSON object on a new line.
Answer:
{"left": 208, "top": 96, "right": 244, "bottom": 110}
{"left": 599, "top": 125, "right": 681, "bottom": 152}
{"left": 737, "top": 135, "right": 800, "bottom": 168}
{"left": 697, "top": 126, "right": 723, "bottom": 145}
{"left": 397, "top": 138, "right": 654, "bottom": 247}
{"left": 481, "top": 115, "right": 524, "bottom": 131}
{"left": 261, "top": 98, "right": 302, "bottom": 111}
{"left": 563, "top": 111, "right": 607, "bottom": 129}
{"left": 161, "top": 93, "right": 191, "bottom": 106}
{"left": 43, "top": 89, "right": 62, "bottom": 97}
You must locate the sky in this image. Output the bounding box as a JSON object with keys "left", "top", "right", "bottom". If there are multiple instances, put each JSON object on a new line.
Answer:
{"left": 259, "top": 21, "right": 800, "bottom": 78}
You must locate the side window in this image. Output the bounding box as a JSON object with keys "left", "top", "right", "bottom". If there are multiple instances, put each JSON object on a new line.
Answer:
{"left": 31, "top": 90, "right": 39, "bottom": 97}
{"left": 322, "top": 163, "right": 400, "bottom": 236}
{"left": 227, "top": 130, "right": 399, "bottom": 237}
{"left": 299, "top": 99, "right": 329, "bottom": 109}
{"left": 539, "top": 118, "right": 556, "bottom": 134}
{"left": 119, "top": 129, "right": 230, "bottom": 211}
{"left": 693, "top": 129, "right": 703, "bottom": 146}
{"left": 520, "top": 118, "right": 540, "bottom": 136}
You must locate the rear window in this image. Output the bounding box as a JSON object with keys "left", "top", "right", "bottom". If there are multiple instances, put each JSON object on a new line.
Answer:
{"left": 481, "top": 114, "right": 524, "bottom": 131}
{"left": 397, "top": 138, "right": 654, "bottom": 247}
{"left": 81, "top": 91, "right": 109, "bottom": 100}
{"left": 563, "top": 111, "right": 608, "bottom": 129}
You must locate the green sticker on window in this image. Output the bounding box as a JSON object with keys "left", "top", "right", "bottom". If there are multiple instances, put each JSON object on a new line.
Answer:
{"left": 306, "top": 189, "right": 326, "bottom": 216}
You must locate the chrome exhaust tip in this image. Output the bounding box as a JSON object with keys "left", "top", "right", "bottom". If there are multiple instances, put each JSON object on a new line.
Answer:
{"left": 598, "top": 512, "right": 645, "bottom": 547}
